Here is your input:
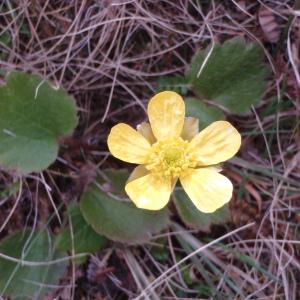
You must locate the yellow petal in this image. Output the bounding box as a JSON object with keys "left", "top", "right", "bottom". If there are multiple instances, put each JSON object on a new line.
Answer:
{"left": 137, "top": 122, "right": 156, "bottom": 144}
{"left": 107, "top": 123, "right": 151, "bottom": 164}
{"left": 180, "top": 168, "right": 233, "bottom": 213}
{"left": 181, "top": 117, "right": 199, "bottom": 141}
{"left": 148, "top": 91, "right": 185, "bottom": 140}
{"left": 187, "top": 121, "right": 241, "bottom": 165}
{"left": 125, "top": 173, "right": 171, "bottom": 210}
{"left": 127, "top": 165, "right": 149, "bottom": 183}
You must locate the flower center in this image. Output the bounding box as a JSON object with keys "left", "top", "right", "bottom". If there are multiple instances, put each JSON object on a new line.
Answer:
{"left": 146, "top": 137, "right": 196, "bottom": 178}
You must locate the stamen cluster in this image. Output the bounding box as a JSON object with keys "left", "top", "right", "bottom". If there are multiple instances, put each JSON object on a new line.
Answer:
{"left": 146, "top": 137, "right": 196, "bottom": 178}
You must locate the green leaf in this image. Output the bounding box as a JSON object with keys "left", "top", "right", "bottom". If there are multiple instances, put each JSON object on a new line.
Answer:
{"left": 150, "top": 239, "right": 169, "bottom": 262}
{"left": 0, "top": 31, "right": 11, "bottom": 62}
{"left": 174, "top": 190, "right": 231, "bottom": 232}
{"left": 0, "top": 71, "right": 78, "bottom": 173}
{"left": 0, "top": 31, "right": 11, "bottom": 48}
{"left": 80, "top": 184, "right": 170, "bottom": 244}
{"left": 56, "top": 203, "right": 107, "bottom": 259}
{"left": 186, "top": 38, "right": 270, "bottom": 114}
{"left": 0, "top": 231, "right": 67, "bottom": 299}
{"left": 185, "top": 98, "right": 225, "bottom": 130}
{"left": 0, "top": 180, "right": 20, "bottom": 199}
{"left": 157, "top": 76, "right": 190, "bottom": 95}
{"left": 102, "top": 169, "right": 129, "bottom": 195}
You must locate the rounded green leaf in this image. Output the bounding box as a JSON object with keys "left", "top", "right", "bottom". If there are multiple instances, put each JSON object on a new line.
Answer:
{"left": 185, "top": 98, "right": 225, "bottom": 130}
{"left": 0, "top": 71, "right": 78, "bottom": 173}
{"left": 174, "top": 190, "right": 231, "bottom": 232}
{"left": 157, "top": 76, "right": 189, "bottom": 95}
{"left": 56, "top": 202, "right": 107, "bottom": 255}
{"left": 80, "top": 184, "right": 170, "bottom": 244}
{"left": 0, "top": 231, "right": 67, "bottom": 299}
{"left": 102, "top": 169, "right": 129, "bottom": 195}
{"left": 186, "top": 38, "right": 270, "bottom": 114}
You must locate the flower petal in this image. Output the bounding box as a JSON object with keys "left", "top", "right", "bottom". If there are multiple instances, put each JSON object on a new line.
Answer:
{"left": 107, "top": 123, "right": 151, "bottom": 164}
{"left": 137, "top": 122, "right": 156, "bottom": 144}
{"left": 125, "top": 173, "right": 171, "bottom": 210}
{"left": 148, "top": 91, "right": 185, "bottom": 140}
{"left": 181, "top": 117, "right": 199, "bottom": 141}
{"left": 180, "top": 168, "right": 233, "bottom": 213}
{"left": 187, "top": 121, "right": 241, "bottom": 165}
{"left": 127, "top": 165, "right": 149, "bottom": 183}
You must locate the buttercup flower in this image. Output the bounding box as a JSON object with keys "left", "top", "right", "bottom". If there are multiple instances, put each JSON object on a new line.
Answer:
{"left": 107, "top": 91, "right": 241, "bottom": 213}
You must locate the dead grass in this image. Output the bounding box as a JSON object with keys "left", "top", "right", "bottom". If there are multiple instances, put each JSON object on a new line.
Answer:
{"left": 0, "top": 0, "right": 299, "bottom": 299}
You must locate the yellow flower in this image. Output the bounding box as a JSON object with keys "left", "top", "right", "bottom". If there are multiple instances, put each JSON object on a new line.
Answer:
{"left": 107, "top": 91, "right": 241, "bottom": 213}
